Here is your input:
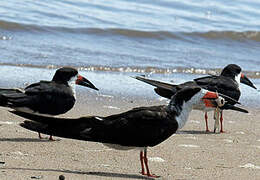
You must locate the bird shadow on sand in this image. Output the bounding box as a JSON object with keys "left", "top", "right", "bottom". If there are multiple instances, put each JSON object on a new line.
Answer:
{"left": 177, "top": 130, "right": 217, "bottom": 135}
{"left": 0, "top": 138, "right": 59, "bottom": 142}
{"left": 1, "top": 167, "right": 153, "bottom": 179}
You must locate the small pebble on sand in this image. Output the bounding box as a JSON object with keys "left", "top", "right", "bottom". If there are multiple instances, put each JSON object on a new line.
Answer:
{"left": 59, "top": 175, "right": 65, "bottom": 180}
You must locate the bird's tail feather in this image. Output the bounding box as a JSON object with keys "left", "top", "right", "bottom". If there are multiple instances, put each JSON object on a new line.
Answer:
{"left": 134, "top": 76, "right": 177, "bottom": 99}
{"left": 20, "top": 121, "right": 50, "bottom": 135}
{"left": 0, "top": 88, "right": 24, "bottom": 94}
{"left": 0, "top": 88, "right": 25, "bottom": 107}
{"left": 19, "top": 119, "right": 98, "bottom": 141}
{"left": 134, "top": 76, "right": 177, "bottom": 91}
{"left": 11, "top": 110, "right": 76, "bottom": 124}
{"left": 20, "top": 120, "right": 85, "bottom": 140}
{"left": 13, "top": 111, "right": 101, "bottom": 141}
{"left": 0, "top": 94, "right": 9, "bottom": 106}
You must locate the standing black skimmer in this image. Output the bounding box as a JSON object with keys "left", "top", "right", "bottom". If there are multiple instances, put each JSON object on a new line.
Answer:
{"left": 13, "top": 87, "right": 244, "bottom": 177}
{"left": 0, "top": 67, "right": 98, "bottom": 140}
{"left": 134, "top": 64, "right": 256, "bottom": 133}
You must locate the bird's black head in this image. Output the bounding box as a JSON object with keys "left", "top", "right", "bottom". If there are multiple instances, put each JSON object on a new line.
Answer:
{"left": 168, "top": 86, "right": 201, "bottom": 115}
{"left": 174, "top": 86, "right": 202, "bottom": 103}
{"left": 52, "top": 67, "right": 78, "bottom": 83}
{"left": 220, "top": 64, "right": 241, "bottom": 79}
{"left": 221, "top": 64, "right": 256, "bottom": 89}
{"left": 52, "top": 67, "right": 99, "bottom": 90}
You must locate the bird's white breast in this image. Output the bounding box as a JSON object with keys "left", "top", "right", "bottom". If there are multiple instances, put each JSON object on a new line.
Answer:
{"left": 68, "top": 76, "right": 77, "bottom": 99}
{"left": 102, "top": 143, "right": 145, "bottom": 151}
{"left": 235, "top": 72, "right": 242, "bottom": 89}
{"left": 175, "top": 90, "right": 205, "bottom": 129}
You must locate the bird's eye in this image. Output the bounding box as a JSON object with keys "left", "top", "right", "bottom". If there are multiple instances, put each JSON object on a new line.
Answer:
{"left": 216, "top": 97, "right": 225, "bottom": 107}
{"left": 221, "top": 99, "right": 224, "bottom": 105}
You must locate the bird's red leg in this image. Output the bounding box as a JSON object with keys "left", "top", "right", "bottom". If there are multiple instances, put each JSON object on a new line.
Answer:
{"left": 220, "top": 111, "right": 225, "bottom": 133}
{"left": 205, "top": 112, "right": 210, "bottom": 132}
{"left": 143, "top": 148, "right": 160, "bottom": 178}
{"left": 48, "top": 135, "right": 55, "bottom": 141}
{"left": 140, "top": 151, "right": 146, "bottom": 175}
{"left": 38, "top": 132, "right": 43, "bottom": 139}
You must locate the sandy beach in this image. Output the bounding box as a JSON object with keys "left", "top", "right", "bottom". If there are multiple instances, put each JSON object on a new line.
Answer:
{"left": 0, "top": 91, "right": 259, "bottom": 180}
{"left": 1, "top": 0, "right": 260, "bottom": 179}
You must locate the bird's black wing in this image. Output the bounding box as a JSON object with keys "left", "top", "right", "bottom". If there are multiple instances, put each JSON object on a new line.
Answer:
{"left": 96, "top": 105, "right": 178, "bottom": 147}
{"left": 0, "top": 88, "right": 24, "bottom": 94}
{"left": 1, "top": 81, "right": 75, "bottom": 115}
{"left": 194, "top": 76, "right": 241, "bottom": 101}
{"left": 25, "top": 81, "right": 71, "bottom": 96}
{"left": 17, "top": 105, "right": 178, "bottom": 147}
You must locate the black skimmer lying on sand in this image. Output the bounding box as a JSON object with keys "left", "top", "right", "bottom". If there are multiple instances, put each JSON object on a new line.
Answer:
{"left": 0, "top": 67, "right": 98, "bottom": 140}
{"left": 13, "top": 87, "right": 245, "bottom": 177}
{"left": 134, "top": 64, "right": 256, "bottom": 133}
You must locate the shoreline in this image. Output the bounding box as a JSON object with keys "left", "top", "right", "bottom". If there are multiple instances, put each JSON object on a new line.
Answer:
{"left": 0, "top": 65, "right": 259, "bottom": 179}
{"left": 0, "top": 65, "right": 259, "bottom": 109}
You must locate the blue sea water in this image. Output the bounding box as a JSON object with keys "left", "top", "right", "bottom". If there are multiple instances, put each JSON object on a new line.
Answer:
{"left": 0, "top": 0, "right": 259, "bottom": 107}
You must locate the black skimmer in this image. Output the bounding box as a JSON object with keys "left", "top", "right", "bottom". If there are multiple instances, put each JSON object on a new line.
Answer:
{"left": 134, "top": 64, "right": 256, "bottom": 133}
{"left": 13, "top": 87, "right": 244, "bottom": 177}
{"left": 0, "top": 67, "right": 98, "bottom": 140}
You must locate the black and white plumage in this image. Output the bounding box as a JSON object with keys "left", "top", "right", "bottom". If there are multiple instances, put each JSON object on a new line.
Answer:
{"left": 14, "top": 87, "right": 241, "bottom": 177}
{"left": 134, "top": 64, "right": 256, "bottom": 133}
{"left": 0, "top": 67, "right": 98, "bottom": 140}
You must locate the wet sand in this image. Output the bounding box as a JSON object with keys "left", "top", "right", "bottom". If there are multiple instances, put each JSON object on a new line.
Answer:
{"left": 0, "top": 93, "right": 259, "bottom": 180}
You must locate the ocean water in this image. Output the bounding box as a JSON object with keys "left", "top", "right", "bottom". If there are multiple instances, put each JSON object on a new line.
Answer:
{"left": 0, "top": 0, "right": 260, "bottom": 107}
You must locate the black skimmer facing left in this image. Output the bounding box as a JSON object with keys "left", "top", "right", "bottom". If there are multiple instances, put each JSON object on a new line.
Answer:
{"left": 134, "top": 64, "right": 255, "bottom": 133}
{"left": 13, "top": 87, "right": 244, "bottom": 177}
{"left": 0, "top": 67, "right": 98, "bottom": 140}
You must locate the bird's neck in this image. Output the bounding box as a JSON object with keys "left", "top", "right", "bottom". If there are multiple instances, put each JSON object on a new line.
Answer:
{"left": 234, "top": 72, "right": 241, "bottom": 88}
{"left": 68, "top": 80, "right": 76, "bottom": 98}
{"left": 168, "top": 91, "right": 202, "bottom": 130}
{"left": 175, "top": 101, "right": 193, "bottom": 129}
{"left": 167, "top": 98, "right": 194, "bottom": 130}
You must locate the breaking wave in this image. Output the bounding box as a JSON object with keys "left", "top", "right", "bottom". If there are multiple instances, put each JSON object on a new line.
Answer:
{"left": 1, "top": 20, "right": 260, "bottom": 42}
{"left": 1, "top": 63, "right": 260, "bottom": 78}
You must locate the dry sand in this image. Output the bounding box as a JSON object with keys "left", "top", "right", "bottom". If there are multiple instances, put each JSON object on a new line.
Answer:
{"left": 0, "top": 95, "right": 259, "bottom": 180}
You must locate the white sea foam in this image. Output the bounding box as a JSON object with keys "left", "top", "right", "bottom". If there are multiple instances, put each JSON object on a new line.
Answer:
{"left": 178, "top": 144, "right": 199, "bottom": 148}
{"left": 184, "top": 136, "right": 197, "bottom": 140}
{"left": 99, "top": 164, "right": 110, "bottom": 168}
{"left": 239, "top": 163, "right": 260, "bottom": 169}
{"left": 0, "top": 121, "right": 18, "bottom": 125}
{"left": 157, "top": 97, "right": 167, "bottom": 102}
{"left": 103, "top": 106, "right": 120, "bottom": 110}
{"left": 252, "top": 145, "right": 260, "bottom": 149}
{"left": 235, "top": 131, "right": 245, "bottom": 135}
{"left": 11, "top": 151, "right": 29, "bottom": 156}
{"left": 190, "top": 120, "right": 200, "bottom": 124}
{"left": 223, "top": 139, "right": 233, "bottom": 143}
{"left": 228, "top": 121, "right": 235, "bottom": 124}
{"left": 148, "top": 157, "right": 165, "bottom": 162}
{"left": 85, "top": 149, "right": 113, "bottom": 152}
{"left": 98, "top": 94, "right": 114, "bottom": 98}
